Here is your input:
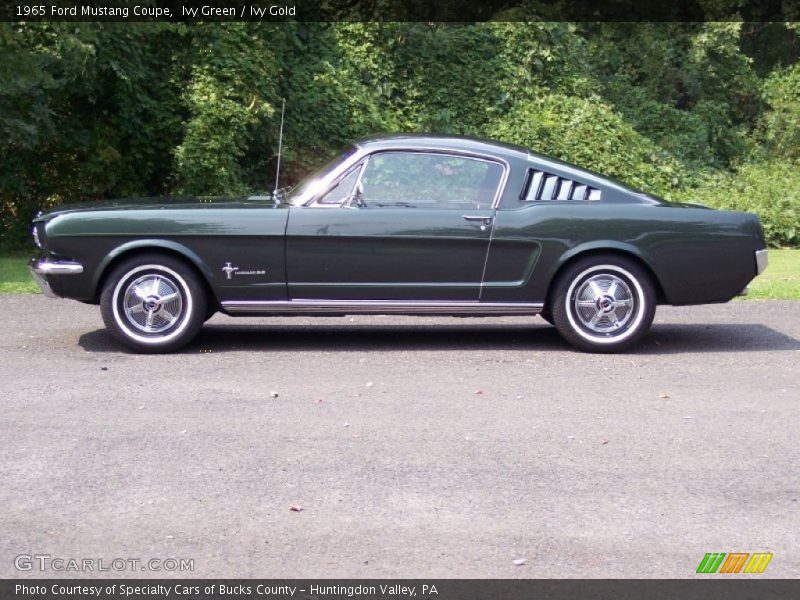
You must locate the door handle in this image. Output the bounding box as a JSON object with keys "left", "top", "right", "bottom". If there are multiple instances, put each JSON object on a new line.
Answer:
{"left": 462, "top": 215, "right": 493, "bottom": 231}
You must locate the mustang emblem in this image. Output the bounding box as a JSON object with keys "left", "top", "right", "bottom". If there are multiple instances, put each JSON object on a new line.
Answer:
{"left": 222, "top": 262, "right": 239, "bottom": 280}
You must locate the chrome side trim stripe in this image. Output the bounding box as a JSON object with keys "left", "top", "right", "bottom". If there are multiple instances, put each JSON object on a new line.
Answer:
{"left": 222, "top": 299, "right": 544, "bottom": 315}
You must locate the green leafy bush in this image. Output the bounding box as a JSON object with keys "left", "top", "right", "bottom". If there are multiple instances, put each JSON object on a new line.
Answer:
{"left": 173, "top": 24, "right": 279, "bottom": 195}
{"left": 681, "top": 161, "right": 799, "bottom": 247}
{"left": 2, "top": 20, "right": 800, "bottom": 250}
{"left": 758, "top": 63, "right": 800, "bottom": 161}
{"left": 490, "top": 94, "right": 685, "bottom": 195}
{"left": 583, "top": 22, "right": 758, "bottom": 167}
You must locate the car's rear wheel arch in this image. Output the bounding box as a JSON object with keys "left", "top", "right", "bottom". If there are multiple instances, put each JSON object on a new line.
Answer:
{"left": 547, "top": 251, "right": 658, "bottom": 352}
{"left": 544, "top": 248, "right": 665, "bottom": 313}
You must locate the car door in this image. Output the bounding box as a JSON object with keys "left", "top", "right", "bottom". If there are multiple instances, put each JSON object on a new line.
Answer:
{"left": 285, "top": 150, "right": 506, "bottom": 301}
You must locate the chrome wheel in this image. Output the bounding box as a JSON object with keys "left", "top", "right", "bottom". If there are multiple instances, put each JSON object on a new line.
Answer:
{"left": 551, "top": 256, "right": 656, "bottom": 353}
{"left": 122, "top": 274, "right": 183, "bottom": 334}
{"left": 573, "top": 273, "right": 634, "bottom": 334}
{"left": 102, "top": 256, "right": 207, "bottom": 353}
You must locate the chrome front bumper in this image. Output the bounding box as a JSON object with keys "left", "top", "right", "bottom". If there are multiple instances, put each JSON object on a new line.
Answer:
{"left": 29, "top": 258, "right": 84, "bottom": 298}
{"left": 755, "top": 249, "right": 768, "bottom": 275}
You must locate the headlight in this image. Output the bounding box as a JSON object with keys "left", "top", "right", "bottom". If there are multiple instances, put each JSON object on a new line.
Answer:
{"left": 32, "top": 225, "right": 42, "bottom": 248}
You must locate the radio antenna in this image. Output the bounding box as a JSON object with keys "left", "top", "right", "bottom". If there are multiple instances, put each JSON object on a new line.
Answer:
{"left": 273, "top": 97, "right": 286, "bottom": 198}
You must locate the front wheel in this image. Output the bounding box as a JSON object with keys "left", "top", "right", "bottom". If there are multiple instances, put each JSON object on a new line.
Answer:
{"left": 100, "top": 254, "right": 207, "bottom": 353}
{"left": 551, "top": 255, "right": 656, "bottom": 353}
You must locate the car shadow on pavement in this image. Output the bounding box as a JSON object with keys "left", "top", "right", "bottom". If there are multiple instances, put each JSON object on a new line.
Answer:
{"left": 639, "top": 323, "right": 800, "bottom": 354}
{"left": 78, "top": 322, "right": 799, "bottom": 354}
{"left": 79, "top": 323, "right": 567, "bottom": 353}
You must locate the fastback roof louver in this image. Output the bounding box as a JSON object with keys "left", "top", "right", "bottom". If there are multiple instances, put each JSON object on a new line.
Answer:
{"left": 522, "top": 169, "right": 601, "bottom": 202}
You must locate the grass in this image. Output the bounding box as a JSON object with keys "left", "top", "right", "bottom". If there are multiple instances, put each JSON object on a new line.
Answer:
{"left": 0, "top": 254, "right": 37, "bottom": 294}
{"left": 1, "top": 249, "right": 798, "bottom": 299}
{"left": 744, "top": 248, "right": 800, "bottom": 300}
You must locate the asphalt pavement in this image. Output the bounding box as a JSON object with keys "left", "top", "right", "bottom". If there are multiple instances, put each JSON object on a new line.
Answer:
{"left": 1, "top": 295, "right": 798, "bottom": 578}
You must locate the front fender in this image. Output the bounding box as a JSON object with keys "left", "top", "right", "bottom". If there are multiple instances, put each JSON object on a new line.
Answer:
{"left": 94, "top": 239, "right": 214, "bottom": 291}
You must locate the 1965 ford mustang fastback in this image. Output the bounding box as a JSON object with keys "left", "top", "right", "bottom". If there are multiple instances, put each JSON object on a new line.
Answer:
{"left": 29, "top": 134, "right": 768, "bottom": 353}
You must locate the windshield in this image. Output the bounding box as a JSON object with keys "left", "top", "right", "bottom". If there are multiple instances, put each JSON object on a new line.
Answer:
{"left": 286, "top": 146, "right": 358, "bottom": 205}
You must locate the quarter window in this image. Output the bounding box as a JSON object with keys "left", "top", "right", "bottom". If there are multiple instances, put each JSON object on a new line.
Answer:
{"left": 317, "top": 164, "right": 362, "bottom": 205}
{"left": 359, "top": 152, "right": 503, "bottom": 209}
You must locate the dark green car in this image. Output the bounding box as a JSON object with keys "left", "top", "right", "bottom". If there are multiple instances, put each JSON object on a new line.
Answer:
{"left": 29, "top": 135, "right": 768, "bottom": 353}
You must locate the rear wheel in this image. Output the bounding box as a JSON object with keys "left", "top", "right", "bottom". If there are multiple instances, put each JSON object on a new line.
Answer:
{"left": 100, "top": 254, "right": 207, "bottom": 353}
{"left": 551, "top": 255, "right": 656, "bottom": 353}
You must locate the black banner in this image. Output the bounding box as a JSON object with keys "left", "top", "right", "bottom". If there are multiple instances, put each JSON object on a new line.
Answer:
{"left": 2, "top": 0, "right": 800, "bottom": 22}
{"left": 2, "top": 580, "right": 800, "bottom": 600}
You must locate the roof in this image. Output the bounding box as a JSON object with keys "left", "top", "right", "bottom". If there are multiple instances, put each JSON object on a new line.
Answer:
{"left": 355, "top": 133, "right": 532, "bottom": 163}
{"left": 353, "top": 133, "right": 660, "bottom": 203}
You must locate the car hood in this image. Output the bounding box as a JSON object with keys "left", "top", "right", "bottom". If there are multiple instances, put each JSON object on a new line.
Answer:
{"left": 34, "top": 196, "right": 286, "bottom": 222}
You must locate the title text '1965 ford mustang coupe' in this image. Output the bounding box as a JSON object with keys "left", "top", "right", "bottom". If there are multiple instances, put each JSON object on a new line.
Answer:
{"left": 29, "top": 135, "right": 768, "bottom": 353}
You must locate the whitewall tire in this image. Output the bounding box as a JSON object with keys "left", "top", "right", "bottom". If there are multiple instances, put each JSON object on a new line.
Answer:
{"left": 100, "top": 254, "right": 207, "bottom": 353}
{"left": 551, "top": 255, "right": 656, "bottom": 353}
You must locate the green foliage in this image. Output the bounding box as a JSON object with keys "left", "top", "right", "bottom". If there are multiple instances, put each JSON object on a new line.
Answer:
{"left": 274, "top": 23, "right": 393, "bottom": 179}
{"left": 583, "top": 22, "right": 759, "bottom": 167}
{"left": 491, "top": 94, "right": 683, "bottom": 194}
{"left": 2, "top": 19, "right": 800, "bottom": 250}
{"left": 683, "top": 161, "right": 799, "bottom": 247}
{"left": 0, "top": 23, "right": 97, "bottom": 153}
{"left": 741, "top": 248, "right": 800, "bottom": 300}
{"left": 1, "top": 23, "right": 89, "bottom": 248}
{"left": 758, "top": 62, "right": 800, "bottom": 160}
{"left": 173, "top": 24, "right": 278, "bottom": 194}
{"left": 0, "top": 22, "right": 187, "bottom": 248}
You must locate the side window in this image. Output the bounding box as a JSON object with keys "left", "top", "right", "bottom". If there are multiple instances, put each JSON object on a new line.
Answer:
{"left": 317, "top": 165, "right": 361, "bottom": 205}
{"left": 359, "top": 152, "right": 503, "bottom": 209}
